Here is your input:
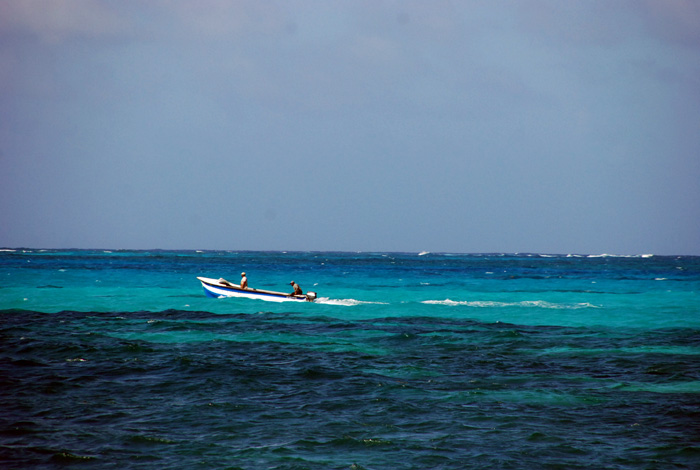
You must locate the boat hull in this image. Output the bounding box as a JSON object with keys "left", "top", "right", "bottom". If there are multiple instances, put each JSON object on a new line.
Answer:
{"left": 197, "top": 277, "right": 315, "bottom": 303}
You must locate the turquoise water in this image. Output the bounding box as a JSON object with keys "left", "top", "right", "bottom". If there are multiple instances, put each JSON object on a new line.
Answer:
{"left": 1, "top": 250, "right": 699, "bottom": 468}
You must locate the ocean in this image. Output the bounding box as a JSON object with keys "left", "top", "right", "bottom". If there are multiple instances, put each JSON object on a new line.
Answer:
{"left": 1, "top": 249, "right": 699, "bottom": 469}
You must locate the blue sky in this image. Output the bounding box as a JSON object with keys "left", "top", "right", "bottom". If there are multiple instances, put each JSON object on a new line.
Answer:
{"left": 1, "top": 0, "right": 699, "bottom": 255}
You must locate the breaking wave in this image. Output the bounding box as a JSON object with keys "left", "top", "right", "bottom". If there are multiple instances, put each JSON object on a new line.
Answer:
{"left": 422, "top": 299, "right": 600, "bottom": 309}
{"left": 586, "top": 253, "right": 654, "bottom": 258}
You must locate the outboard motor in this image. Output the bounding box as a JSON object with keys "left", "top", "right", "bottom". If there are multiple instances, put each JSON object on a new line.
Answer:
{"left": 305, "top": 292, "right": 317, "bottom": 302}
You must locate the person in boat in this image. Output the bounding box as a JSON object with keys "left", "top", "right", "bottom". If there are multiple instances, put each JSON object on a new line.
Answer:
{"left": 240, "top": 272, "right": 248, "bottom": 289}
{"left": 289, "top": 281, "right": 302, "bottom": 296}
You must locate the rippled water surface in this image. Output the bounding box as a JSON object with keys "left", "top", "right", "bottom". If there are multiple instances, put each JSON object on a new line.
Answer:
{"left": 1, "top": 250, "right": 699, "bottom": 468}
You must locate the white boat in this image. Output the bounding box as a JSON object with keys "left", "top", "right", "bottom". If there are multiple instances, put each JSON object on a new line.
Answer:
{"left": 197, "top": 277, "right": 317, "bottom": 303}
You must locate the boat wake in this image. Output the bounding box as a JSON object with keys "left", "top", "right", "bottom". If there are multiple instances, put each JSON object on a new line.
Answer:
{"left": 315, "top": 298, "right": 389, "bottom": 306}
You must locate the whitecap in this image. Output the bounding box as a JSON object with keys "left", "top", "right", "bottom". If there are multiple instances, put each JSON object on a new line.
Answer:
{"left": 589, "top": 253, "right": 654, "bottom": 259}
{"left": 422, "top": 299, "right": 600, "bottom": 309}
{"left": 422, "top": 299, "right": 470, "bottom": 306}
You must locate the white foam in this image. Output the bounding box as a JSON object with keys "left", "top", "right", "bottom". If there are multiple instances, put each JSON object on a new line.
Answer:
{"left": 588, "top": 253, "right": 655, "bottom": 259}
{"left": 422, "top": 299, "right": 600, "bottom": 309}
{"left": 316, "top": 298, "right": 388, "bottom": 306}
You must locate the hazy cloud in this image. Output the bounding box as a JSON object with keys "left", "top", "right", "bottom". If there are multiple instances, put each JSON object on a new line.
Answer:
{"left": 1, "top": 1, "right": 698, "bottom": 253}
{"left": 0, "top": 0, "right": 131, "bottom": 43}
{"left": 639, "top": 0, "right": 700, "bottom": 47}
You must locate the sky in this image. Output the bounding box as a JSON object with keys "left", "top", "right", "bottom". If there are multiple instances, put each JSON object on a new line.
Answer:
{"left": 1, "top": 0, "right": 699, "bottom": 255}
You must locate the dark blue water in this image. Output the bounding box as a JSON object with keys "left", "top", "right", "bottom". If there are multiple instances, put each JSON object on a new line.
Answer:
{"left": 1, "top": 250, "right": 699, "bottom": 468}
